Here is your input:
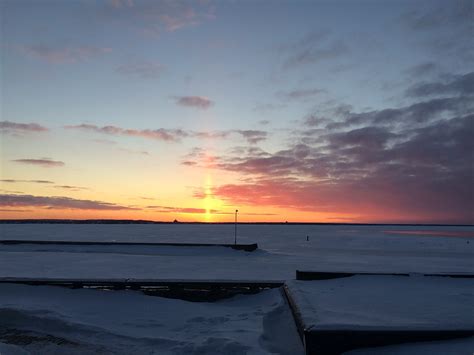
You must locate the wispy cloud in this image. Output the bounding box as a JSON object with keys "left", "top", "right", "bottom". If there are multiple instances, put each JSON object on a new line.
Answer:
{"left": 1, "top": 179, "right": 54, "bottom": 184}
{"left": 405, "top": 71, "right": 474, "bottom": 98}
{"left": 0, "top": 209, "right": 32, "bottom": 212}
{"left": 285, "top": 41, "right": 348, "bottom": 69}
{"left": 0, "top": 179, "right": 87, "bottom": 191}
{"left": 253, "top": 102, "right": 287, "bottom": 113}
{"left": 104, "top": 0, "right": 215, "bottom": 35}
{"left": 67, "top": 124, "right": 268, "bottom": 145}
{"left": 303, "top": 115, "right": 330, "bottom": 127}
{"left": 1, "top": 121, "right": 48, "bottom": 134}
{"left": 66, "top": 124, "right": 188, "bottom": 142}
{"left": 234, "top": 130, "right": 267, "bottom": 144}
{"left": 174, "top": 96, "right": 214, "bottom": 109}
{"left": 0, "top": 194, "right": 137, "bottom": 210}
{"left": 12, "top": 158, "right": 65, "bottom": 168}
{"left": 145, "top": 205, "right": 220, "bottom": 214}
{"left": 401, "top": 0, "right": 472, "bottom": 31}
{"left": 280, "top": 30, "right": 349, "bottom": 69}
{"left": 108, "top": 0, "right": 134, "bottom": 8}
{"left": 145, "top": 205, "right": 275, "bottom": 216}
{"left": 277, "top": 88, "right": 326, "bottom": 101}
{"left": 192, "top": 131, "right": 230, "bottom": 139}
{"left": 404, "top": 62, "right": 438, "bottom": 78}
{"left": 116, "top": 61, "right": 164, "bottom": 78}
{"left": 399, "top": 1, "right": 473, "bottom": 63}
{"left": 53, "top": 185, "right": 89, "bottom": 192}
{"left": 19, "top": 45, "right": 112, "bottom": 64}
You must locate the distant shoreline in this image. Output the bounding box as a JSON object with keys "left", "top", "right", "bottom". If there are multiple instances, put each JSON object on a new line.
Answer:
{"left": 0, "top": 219, "right": 472, "bottom": 227}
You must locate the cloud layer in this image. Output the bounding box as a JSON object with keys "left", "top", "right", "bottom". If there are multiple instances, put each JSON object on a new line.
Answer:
{"left": 0, "top": 194, "right": 135, "bottom": 210}
{"left": 190, "top": 72, "right": 474, "bottom": 223}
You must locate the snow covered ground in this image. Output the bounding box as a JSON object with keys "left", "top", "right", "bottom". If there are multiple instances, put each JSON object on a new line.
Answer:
{"left": 286, "top": 275, "right": 474, "bottom": 354}
{"left": 286, "top": 275, "right": 474, "bottom": 330}
{"left": 0, "top": 284, "right": 302, "bottom": 354}
{"left": 0, "top": 224, "right": 472, "bottom": 354}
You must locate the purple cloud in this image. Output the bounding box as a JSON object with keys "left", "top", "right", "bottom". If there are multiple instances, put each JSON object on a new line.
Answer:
{"left": 53, "top": 185, "right": 89, "bottom": 191}
{"left": 0, "top": 194, "right": 137, "bottom": 211}
{"left": 405, "top": 71, "right": 474, "bottom": 97}
{"left": 189, "top": 83, "right": 473, "bottom": 223}
{"left": 12, "top": 158, "right": 65, "bottom": 168}
{"left": 175, "top": 96, "right": 214, "bottom": 109}
{"left": 234, "top": 130, "right": 267, "bottom": 144}
{"left": 303, "top": 115, "right": 330, "bottom": 127}
{"left": 1, "top": 121, "right": 48, "bottom": 133}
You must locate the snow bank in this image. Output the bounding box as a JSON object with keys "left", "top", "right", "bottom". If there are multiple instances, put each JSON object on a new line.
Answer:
{"left": 0, "top": 284, "right": 302, "bottom": 354}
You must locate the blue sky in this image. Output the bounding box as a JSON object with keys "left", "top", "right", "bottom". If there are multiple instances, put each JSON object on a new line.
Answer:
{"left": 1, "top": 0, "right": 473, "bottom": 223}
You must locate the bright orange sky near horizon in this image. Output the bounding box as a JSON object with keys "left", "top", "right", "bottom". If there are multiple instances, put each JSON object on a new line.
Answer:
{"left": 1, "top": 0, "right": 473, "bottom": 224}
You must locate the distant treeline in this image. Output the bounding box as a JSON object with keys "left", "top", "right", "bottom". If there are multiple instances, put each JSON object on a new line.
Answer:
{"left": 0, "top": 219, "right": 471, "bottom": 226}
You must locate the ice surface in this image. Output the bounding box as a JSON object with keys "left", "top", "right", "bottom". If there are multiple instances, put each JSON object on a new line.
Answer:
{"left": 0, "top": 224, "right": 472, "bottom": 280}
{"left": 0, "top": 284, "right": 303, "bottom": 354}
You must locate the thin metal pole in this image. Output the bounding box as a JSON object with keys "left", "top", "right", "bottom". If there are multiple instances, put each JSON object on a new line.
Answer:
{"left": 234, "top": 209, "right": 238, "bottom": 245}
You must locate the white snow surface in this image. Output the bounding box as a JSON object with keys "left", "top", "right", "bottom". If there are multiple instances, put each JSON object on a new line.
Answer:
{"left": 0, "top": 224, "right": 472, "bottom": 354}
{"left": 286, "top": 275, "right": 474, "bottom": 330}
{"left": 0, "top": 284, "right": 302, "bottom": 354}
{"left": 0, "top": 224, "right": 472, "bottom": 280}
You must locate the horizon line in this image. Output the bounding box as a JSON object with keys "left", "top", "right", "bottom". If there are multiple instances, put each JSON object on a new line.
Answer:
{"left": 0, "top": 219, "right": 472, "bottom": 227}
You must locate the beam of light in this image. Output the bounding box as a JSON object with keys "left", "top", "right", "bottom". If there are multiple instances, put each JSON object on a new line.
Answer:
{"left": 204, "top": 173, "right": 213, "bottom": 221}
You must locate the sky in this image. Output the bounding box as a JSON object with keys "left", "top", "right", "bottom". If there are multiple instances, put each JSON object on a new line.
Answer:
{"left": 0, "top": 0, "right": 473, "bottom": 223}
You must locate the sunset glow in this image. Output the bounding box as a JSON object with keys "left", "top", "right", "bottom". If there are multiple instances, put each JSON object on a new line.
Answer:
{"left": 1, "top": 0, "right": 472, "bottom": 224}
